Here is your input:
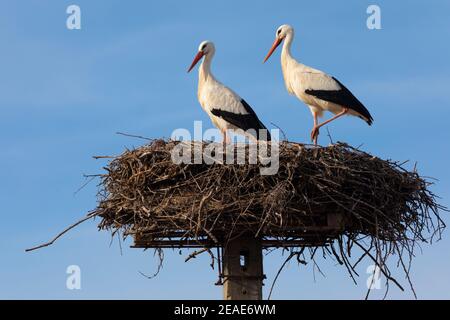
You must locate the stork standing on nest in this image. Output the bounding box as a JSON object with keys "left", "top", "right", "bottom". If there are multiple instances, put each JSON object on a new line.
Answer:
{"left": 188, "top": 41, "right": 270, "bottom": 143}
{"left": 263, "top": 24, "right": 373, "bottom": 145}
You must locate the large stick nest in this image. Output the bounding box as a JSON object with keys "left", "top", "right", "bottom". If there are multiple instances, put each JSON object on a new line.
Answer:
{"left": 96, "top": 140, "right": 443, "bottom": 241}
{"left": 94, "top": 139, "right": 445, "bottom": 295}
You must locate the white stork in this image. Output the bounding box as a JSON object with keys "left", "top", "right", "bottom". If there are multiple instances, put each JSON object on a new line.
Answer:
{"left": 188, "top": 41, "right": 270, "bottom": 143}
{"left": 263, "top": 24, "right": 373, "bottom": 145}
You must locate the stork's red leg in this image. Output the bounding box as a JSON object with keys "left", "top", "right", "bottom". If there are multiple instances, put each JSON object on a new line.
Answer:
{"left": 311, "top": 112, "right": 319, "bottom": 145}
{"left": 311, "top": 108, "right": 349, "bottom": 144}
{"left": 222, "top": 130, "right": 231, "bottom": 145}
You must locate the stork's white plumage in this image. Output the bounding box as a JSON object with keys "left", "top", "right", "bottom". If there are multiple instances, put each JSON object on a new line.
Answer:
{"left": 264, "top": 25, "right": 373, "bottom": 144}
{"left": 188, "top": 41, "right": 270, "bottom": 143}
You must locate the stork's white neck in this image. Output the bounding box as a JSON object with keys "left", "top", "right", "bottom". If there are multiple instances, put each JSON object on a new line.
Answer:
{"left": 281, "top": 32, "right": 294, "bottom": 64}
{"left": 280, "top": 31, "right": 297, "bottom": 95}
{"left": 199, "top": 52, "right": 216, "bottom": 87}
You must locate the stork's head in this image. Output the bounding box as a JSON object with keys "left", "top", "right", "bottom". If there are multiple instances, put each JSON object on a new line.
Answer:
{"left": 263, "top": 24, "right": 294, "bottom": 63}
{"left": 187, "top": 41, "right": 215, "bottom": 73}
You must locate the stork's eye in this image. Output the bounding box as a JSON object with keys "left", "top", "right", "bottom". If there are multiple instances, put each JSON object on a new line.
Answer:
{"left": 201, "top": 44, "right": 207, "bottom": 50}
{"left": 277, "top": 29, "right": 282, "bottom": 35}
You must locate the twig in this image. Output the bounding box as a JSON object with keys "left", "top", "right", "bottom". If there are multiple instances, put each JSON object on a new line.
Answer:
{"left": 25, "top": 212, "right": 98, "bottom": 252}
{"left": 326, "top": 127, "right": 334, "bottom": 144}
{"left": 268, "top": 252, "right": 296, "bottom": 300}
{"left": 139, "top": 249, "right": 164, "bottom": 279}
{"left": 270, "top": 122, "right": 288, "bottom": 141}
{"left": 185, "top": 248, "right": 208, "bottom": 262}
{"left": 116, "top": 131, "right": 152, "bottom": 141}
{"left": 74, "top": 175, "right": 97, "bottom": 195}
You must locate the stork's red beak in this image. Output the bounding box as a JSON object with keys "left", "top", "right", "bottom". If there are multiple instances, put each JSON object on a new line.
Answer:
{"left": 187, "top": 51, "right": 205, "bottom": 73}
{"left": 263, "top": 37, "right": 282, "bottom": 63}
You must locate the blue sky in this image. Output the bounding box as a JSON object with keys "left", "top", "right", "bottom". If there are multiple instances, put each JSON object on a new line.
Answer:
{"left": 1, "top": 0, "right": 449, "bottom": 299}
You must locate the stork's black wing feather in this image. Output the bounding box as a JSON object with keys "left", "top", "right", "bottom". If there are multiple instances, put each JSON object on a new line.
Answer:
{"left": 305, "top": 77, "right": 373, "bottom": 125}
{"left": 210, "top": 99, "right": 271, "bottom": 140}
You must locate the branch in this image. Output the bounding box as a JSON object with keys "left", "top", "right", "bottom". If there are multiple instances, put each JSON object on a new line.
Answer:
{"left": 268, "top": 251, "right": 296, "bottom": 300}
{"left": 185, "top": 248, "right": 209, "bottom": 262}
{"left": 116, "top": 131, "right": 152, "bottom": 141}
{"left": 25, "top": 212, "right": 98, "bottom": 252}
